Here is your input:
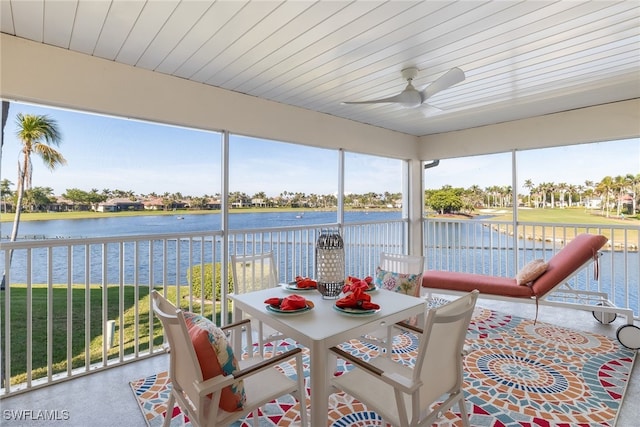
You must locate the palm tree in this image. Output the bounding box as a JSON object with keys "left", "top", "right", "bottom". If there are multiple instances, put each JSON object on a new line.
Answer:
{"left": 1, "top": 102, "right": 10, "bottom": 214}
{"left": 0, "top": 179, "right": 13, "bottom": 213}
{"left": 596, "top": 176, "right": 613, "bottom": 217}
{"left": 627, "top": 173, "right": 639, "bottom": 215}
{"left": 612, "top": 175, "right": 627, "bottom": 217}
{"left": 523, "top": 179, "right": 534, "bottom": 207}
{"left": 567, "top": 184, "right": 578, "bottom": 208}
{"left": 557, "top": 182, "right": 568, "bottom": 208}
{"left": 2, "top": 114, "right": 66, "bottom": 288}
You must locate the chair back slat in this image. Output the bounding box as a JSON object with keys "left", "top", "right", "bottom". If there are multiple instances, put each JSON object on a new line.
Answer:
{"left": 379, "top": 252, "right": 425, "bottom": 275}
{"left": 151, "top": 292, "right": 206, "bottom": 417}
{"left": 414, "top": 290, "right": 479, "bottom": 407}
{"left": 231, "top": 252, "right": 278, "bottom": 294}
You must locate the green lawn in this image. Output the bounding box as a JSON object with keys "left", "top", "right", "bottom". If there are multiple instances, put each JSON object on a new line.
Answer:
{"left": 0, "top": 285, "right": 228, "bottom": 386}
{"left": 485, "top": 207, "right": 637, "bottom": 243}
{"left": 498, "top": 206, "right": 633, "bottom": 224}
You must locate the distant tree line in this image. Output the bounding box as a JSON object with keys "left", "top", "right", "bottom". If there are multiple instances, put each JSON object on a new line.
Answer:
{"left": 425, "top": 173, "right": 639, "bottom": 217}
{"left": 0, "top": 182, "right": 404, "bottom": 213}
{"left": 2, "top": 173, "right": 638, "bottom": 218}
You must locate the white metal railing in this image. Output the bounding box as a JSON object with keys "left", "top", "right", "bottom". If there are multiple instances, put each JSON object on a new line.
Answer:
{"left": 1, "top": 217, "right": 637, "bottom": 397}
{"left": 0, "top": 219, "right": 405, "bottom": 396}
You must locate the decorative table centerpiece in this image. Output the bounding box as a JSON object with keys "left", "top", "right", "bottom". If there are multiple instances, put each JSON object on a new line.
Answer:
{"left": 315, "top": 229, "right": 345, "bottom": 299}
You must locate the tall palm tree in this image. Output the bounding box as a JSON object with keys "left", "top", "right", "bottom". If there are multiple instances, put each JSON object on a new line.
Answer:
{"left": 2, "top": 114, "right": 66, "bottom": 288}
{"left": 557, "top": 182, "right": 568, "bottom": 208}
{"left": 612, "top": 175, "right": 627, "bottom": 217}
{"left": 596, "top": 176, "right": 613, "bottom": 217}
{"left": 627, "top": 173, "right": 639, "bottom": 215}
{"left": 10, "top": 113, "right": 66, "bottom": 238}
{"left": 1, "top": 102, "right": 10, "bottom": 214}
{"left": 523, "top": 179, "right": 534, "bottom": 207}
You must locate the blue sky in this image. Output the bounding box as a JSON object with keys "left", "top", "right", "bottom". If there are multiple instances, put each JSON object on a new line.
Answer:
{"left": 1, "top": 102, "right": 638, "bottom": 197}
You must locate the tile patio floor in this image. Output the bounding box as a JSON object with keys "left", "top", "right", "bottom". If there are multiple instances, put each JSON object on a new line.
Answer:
{"left": 2, "top": 297, "right": 638, "bottom": 427}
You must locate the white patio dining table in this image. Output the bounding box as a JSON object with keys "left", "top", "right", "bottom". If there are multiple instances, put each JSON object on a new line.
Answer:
{"left": 228, "top": 286, "right": 425, "bottom": 426}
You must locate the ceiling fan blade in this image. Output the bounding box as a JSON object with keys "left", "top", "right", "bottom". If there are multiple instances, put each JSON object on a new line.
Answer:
{"left": 420, "top": 103, "right": 443, "bottom": 116}
{"left": 342, "top": 93, "right": 407, "bottom": 105}
{"left": 420, "top": 67, "right": 465, "bottom": 101}
{"left": 343, "top": 83, "right": 423, "bottom": 108}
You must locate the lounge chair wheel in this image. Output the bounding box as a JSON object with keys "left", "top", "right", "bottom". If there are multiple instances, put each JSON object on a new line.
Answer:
{"left": 616, "top": 324, "right": 640, "bottom": 350}
{"left": 592, "top": 303, "right": 617, "bottom": 324}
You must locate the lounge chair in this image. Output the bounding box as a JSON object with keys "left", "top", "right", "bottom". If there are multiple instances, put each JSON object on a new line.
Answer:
{"left": 422, "top": 233, "right": 640, "bottom": 349}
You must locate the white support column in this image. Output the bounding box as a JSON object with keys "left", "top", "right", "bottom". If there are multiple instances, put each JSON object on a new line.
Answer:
{"left": 405, "top": 158, "right": 424, "bottom": 256}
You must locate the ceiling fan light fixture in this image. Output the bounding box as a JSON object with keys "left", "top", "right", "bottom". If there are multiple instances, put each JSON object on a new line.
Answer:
{"left": 399, "top": 88, "right": 422, "bottom": 108}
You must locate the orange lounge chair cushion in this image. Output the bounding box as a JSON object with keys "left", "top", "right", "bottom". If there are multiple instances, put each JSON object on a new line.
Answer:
{"left": 421, "top": 233, "right": 608, "bottom": 299}
{"left": 422, "top": 270, "right": 534, "bottom": 298}
{"left": 530, "top": 233, "right": 607, "bottom": 297}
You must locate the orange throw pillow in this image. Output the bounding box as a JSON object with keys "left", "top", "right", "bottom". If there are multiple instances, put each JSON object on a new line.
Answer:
{"left": 184, "top": 312, "right": 246, "bottom": 412}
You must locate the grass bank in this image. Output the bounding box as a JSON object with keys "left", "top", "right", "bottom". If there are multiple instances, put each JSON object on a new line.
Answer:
{"left": 0, "top": 285, "right": 229, "bottom": 386}
{"left": 480, "top": 207, "right": 637, "bottom": 245}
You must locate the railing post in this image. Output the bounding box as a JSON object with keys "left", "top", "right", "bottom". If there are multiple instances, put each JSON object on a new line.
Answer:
{"left": 106, "top": 320, "right": 116, "bottom": 349}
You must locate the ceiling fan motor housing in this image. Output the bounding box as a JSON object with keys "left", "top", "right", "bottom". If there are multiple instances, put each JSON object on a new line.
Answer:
{"left": 401, "top": 67, "right": 419, "bottom": 81}
{"left": 399, "top": 86, "right": 423, "bottom": 108}
{"left": 399, "top": 68, "right": 422, "bottom": 108}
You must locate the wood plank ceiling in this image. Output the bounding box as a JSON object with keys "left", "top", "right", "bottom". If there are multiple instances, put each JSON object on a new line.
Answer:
{"left": 1, "top": 0, "right": 639, "bottom": 137}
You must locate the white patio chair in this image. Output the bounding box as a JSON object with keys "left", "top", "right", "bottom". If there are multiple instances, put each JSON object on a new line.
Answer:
{"left": 151, "top": 290, "right": 307, "bottom": 427}
{"left": 230, "top": 252, "right": 288, "bottom": 355}
{"left": 329, "top": 289, "right": 479, "bottom": 427}
{"left": 360, "top": 252, "right": 425, "bottom": 356}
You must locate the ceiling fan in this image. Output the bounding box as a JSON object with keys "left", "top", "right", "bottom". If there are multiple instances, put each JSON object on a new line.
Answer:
{"left": 342, "top": 67, "right": 465, "bottom": 109}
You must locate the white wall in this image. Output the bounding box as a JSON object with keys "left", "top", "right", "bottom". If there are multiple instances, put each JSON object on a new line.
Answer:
{"left": 418, "top": 99, "right": 640, "bottom": 160}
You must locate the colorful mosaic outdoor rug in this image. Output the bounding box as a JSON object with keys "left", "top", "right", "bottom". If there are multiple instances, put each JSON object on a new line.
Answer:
{"left": 130, "top": 307, "right": 636, "bottom": 426}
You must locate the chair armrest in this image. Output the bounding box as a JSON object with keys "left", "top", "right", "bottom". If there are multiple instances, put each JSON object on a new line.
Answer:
{"left": 194, "top": 373, "right": 236, "bottom": 396}
{"left": 233, "top": 347, "right": 303, "bottom": 379}
{"left": 220, "top": 318, "right": 255, "bottom": 356}
{"left": 329, "top": 346, "right": 383, "bottom": 376}
{"left": 220, "top": 318, "right": 251, "bottom": 332}
{"left": 194, "top": 347, "right": 303, "bottom": 396}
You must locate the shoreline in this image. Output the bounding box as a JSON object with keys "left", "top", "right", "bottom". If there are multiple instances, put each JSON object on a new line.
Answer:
{"left": 0, "top": 207, "right": 401, "bottom": 223}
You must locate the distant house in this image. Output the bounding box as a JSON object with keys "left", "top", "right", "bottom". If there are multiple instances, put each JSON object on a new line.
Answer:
{"left": 0, "top": 200, "right": 13, "bottom": 213}
{"left": 96, "top": 202, "right": 117, "bottom": 212}
{"left": 251, "top": 198, "right": 267, "bottom": 208}
{"left": 585, "top": 197, "right": 602, "bottom": 210}
{"left": 205, "top": 198, "right": 221, "bottom": 210}
{"left": 97, "top": 198, "right": 143, "bottom": 212}
{"left": 174, "top": 200, "right": 189, "bottom": 209}
{"left": 48, "top": 196, "right": 75, "bottom": 212}
{"left": 620, "top": 193, "right": 634, "bottom": 214}
{"left": 143, "top": 197, "right": 165, "bottom": 211}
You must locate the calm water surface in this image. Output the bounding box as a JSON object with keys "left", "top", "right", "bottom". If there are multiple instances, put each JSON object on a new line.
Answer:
{"left": 1, "top": 210, "right": 399, "bottom": 239}
{"left": 2, "top": 211, "right": 636, "bottom": 314}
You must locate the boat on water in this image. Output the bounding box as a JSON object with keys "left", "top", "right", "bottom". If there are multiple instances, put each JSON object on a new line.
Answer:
{"left": 295, "top": 212, "right": 305, "bottom": 219}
